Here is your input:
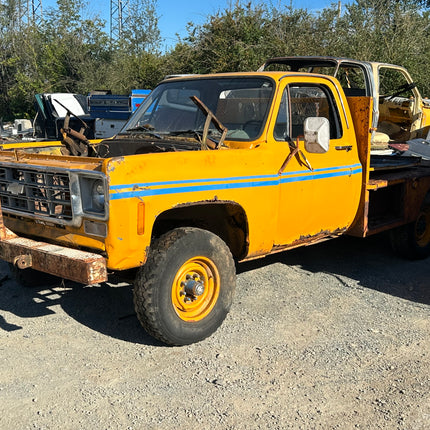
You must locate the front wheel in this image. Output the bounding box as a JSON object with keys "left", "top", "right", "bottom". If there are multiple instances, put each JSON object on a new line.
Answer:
{"left": 133, "top": 227, "right": 236, "bottom": 345}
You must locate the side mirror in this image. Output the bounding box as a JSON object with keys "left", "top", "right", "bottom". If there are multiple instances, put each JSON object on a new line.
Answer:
{"left": 304, "top": 117, "right": 330, "bottom": 153}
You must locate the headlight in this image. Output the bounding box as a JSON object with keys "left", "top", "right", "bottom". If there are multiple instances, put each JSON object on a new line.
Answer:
{"left": 91, "top": 179, "right": 105, "bottom": 212}
{"left": 77, "top": 174, "right": 107, "bottom": 217}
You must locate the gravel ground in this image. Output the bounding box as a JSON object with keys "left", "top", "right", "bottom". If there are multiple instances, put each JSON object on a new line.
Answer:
{"left": 0, "top": 234, "right": 429, "bottom": 430}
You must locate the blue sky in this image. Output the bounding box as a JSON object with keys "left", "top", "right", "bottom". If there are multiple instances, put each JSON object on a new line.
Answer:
{"left": 43, "top": 0, "right": 339, "bottom": 49}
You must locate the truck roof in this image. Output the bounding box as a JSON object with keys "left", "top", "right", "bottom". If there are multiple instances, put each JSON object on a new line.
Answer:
{"left": 161, "top": 70, "right": 342, "bottom": 86}
{"left": 257, "top": 56, "right": 408, "bottom": 72}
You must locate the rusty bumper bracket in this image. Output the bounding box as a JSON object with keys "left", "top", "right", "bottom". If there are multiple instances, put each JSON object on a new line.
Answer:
{"left": 0, "top": 236, "right": 108, "bottom": 285}
{"left": 0, "top": 198, "right": 107, "bottom": 285}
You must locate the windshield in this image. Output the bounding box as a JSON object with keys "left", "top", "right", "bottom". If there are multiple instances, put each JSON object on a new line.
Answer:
{"left": 122, "top": 77, "right": 274, "bottom": 141}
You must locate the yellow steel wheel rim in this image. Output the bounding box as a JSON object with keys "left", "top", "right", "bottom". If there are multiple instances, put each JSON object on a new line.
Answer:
{"left": 171, "top": 256, "right": 220, "bottom": 322}
{"left": 415, "top": 209, "right": 430, "bottom": 248}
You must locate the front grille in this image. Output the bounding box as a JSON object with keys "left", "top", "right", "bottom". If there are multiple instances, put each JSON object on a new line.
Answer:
{"left": 0, "top": 165, "right": 73, "bottom": 222}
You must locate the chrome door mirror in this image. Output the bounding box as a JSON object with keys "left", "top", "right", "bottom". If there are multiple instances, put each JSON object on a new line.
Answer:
{"left": 304, "top": 117, "right": 330, "bottom": 153}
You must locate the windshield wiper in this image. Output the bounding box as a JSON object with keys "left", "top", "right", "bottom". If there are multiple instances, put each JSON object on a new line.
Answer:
{"left": 127, "top": 124, "right": 153, "bottom": 131}
{"left": 168, "top": 129, "right": 222, "bottom": 147}
{"left": 126, "top": 125, "right": 162, "bottom": 139}
{"left": 168, "top": 130, "right": 200, "bottom": 136}
{"left": 169, "top": 129, "right": 220, "bottom": 136}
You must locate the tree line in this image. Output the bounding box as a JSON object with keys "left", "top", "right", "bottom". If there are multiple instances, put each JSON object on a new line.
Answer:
{"left": 1, "top": 0, "right": 430, "bottom": 121}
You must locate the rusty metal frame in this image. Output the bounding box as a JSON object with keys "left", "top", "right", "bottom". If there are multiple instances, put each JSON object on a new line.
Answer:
{"left": 0, "top": 200, "right": 107, "bottom": 285}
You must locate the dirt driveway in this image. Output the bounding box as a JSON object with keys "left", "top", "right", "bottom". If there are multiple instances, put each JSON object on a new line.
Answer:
{"left": 0, "top": 235, "right": 429, "bottom": 429}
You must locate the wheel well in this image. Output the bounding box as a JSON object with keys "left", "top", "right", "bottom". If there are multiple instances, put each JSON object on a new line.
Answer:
{"left": 409, "top": 184, "right": 430, "bottom": 222}
{"left": 422, "top": 189, "right": 430, "bottom": 207}
{"left": 151, "top": 202, "right": 249, "bottom": 260}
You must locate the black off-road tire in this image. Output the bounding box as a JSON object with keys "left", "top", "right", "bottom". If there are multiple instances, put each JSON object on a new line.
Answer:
{"left": 133, "top": 227, "right": 236, "bottom": 346}
{"left": 390, "top": 203, "right": 430, "bottom": 260}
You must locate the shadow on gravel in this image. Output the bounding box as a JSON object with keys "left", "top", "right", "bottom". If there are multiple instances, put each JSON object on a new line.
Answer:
{"left": 238, "top": 234, "right": 430, "bottom": 306}
{"left": 59, "top": 281, "right": 164, "bottom": 346}
{"left": 0, "top": 261, "right": 163, "bottom": 345}
{"left": 1, "top": 234, "right": 427, "bottom": 341}
{"left": 0, "top": 262, "right": 57, "bottom": 328}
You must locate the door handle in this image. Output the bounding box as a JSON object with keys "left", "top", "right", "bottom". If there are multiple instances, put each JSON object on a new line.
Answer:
{"left": 335, "top": 145, "right": 352, "bottom": 152}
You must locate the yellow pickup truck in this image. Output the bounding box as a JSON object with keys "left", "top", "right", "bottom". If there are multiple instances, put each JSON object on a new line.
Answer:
{"left": 1, "top": 62, "right": 430, "bottom": 345}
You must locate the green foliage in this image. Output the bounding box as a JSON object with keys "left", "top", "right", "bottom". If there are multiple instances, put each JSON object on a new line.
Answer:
{"left": 121, "top": 0, "right": 161, "bottom": 54}
{"left": 187, "top": 3, "right": 272, "bottom": 72}
{"left": 1, "top": 0, "right": 430, "bottom": 121}
{"left": 103, "top": 50, "right": 164, "bottom": 94}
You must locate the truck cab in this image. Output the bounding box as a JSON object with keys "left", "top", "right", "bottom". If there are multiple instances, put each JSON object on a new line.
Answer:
{"left": 259, "top": 56, "right": 430, "bottom": 147}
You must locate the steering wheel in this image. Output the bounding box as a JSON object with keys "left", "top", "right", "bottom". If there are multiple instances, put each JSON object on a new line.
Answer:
{"left": 380, "top": 82, "right": 416, "bottom": 100}
{"left": 243, "top": 120, "right": 262, "bottom": 139}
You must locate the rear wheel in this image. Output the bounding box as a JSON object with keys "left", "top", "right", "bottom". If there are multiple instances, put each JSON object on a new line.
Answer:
{"left": 390, "top": 202, "right": 430, "bottom": 259}
{"left": 133, "top": 227, "right": 236, "bottom": 345}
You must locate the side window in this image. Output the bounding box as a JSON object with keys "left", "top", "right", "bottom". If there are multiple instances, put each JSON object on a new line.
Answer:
{"left": 379, "top": 67, "right": 415, "bottom": 99}
{"left": 377, "top": 67, "right": 417, "bottom": 140}
{"left": 291, "top": 85, "right": 341, "bottom": 140}
{"left": 336, "top": 66, "right": 367, "bottom": 96}
{"left": 274, "top": 84, "right": 342, "bottom": 141}
{"left": 274, "top": 90, "right": 289, "bottom": 141}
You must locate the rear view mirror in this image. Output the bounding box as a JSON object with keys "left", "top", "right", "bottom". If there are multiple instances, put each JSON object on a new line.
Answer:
{"left": 304, "top": 117, "right": 330, "bottom": 153}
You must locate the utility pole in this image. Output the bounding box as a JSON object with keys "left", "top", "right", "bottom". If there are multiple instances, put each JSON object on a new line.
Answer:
{"left": 18, "top": 0, "right": 43, "bottom": 27}
{"left": 30, "top": 0, "right": 43, "bottom": 25}
{"left": 110, "top": 0, "right": 130, "bottom": 40}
